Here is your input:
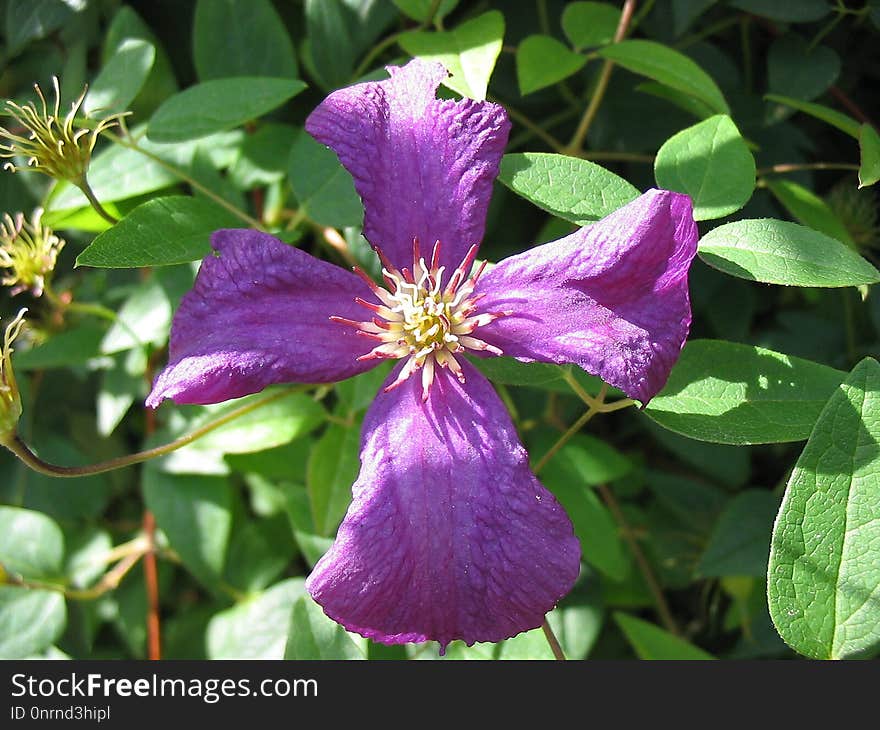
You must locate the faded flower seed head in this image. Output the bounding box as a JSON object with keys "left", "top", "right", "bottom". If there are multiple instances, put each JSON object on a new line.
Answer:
{"left": 0, "top": 77, "right": 125, "bottom": 184}
{"left": 0, "top": 308, "right": 27, "bottom": 445}
{"left": 0, "top": 209, "right": 65, "bottom": 296}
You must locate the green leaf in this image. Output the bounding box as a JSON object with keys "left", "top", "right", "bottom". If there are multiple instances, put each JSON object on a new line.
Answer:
{"left": 84, "top": 39, "right": 155, "bottom": 117}
{"left": 697, "top": 491, "right": 779, "bottom": 577}
{"left": 766, "top": 179, "right": 855, "bottom": 246}
{"left": 671, "top": 0, "right": 718, "bottom": 36}
{"left": 399, "top": 10, "right": 504, "bottom": 100}
{"left": 614, "top": 612, "right": 716, "bottom": 659}
{"left": 5, "top": 0, "right": 82, "bottom": 55}
{"left": 97, "top": 356, "right": 142, "bottom": 436}
{"left": 76, "top": 196, "right": 241, "bottom": 268}
{"left": 230, "top": 123, "right": 295, "bottom": 189}
{"left": 103, "top": 6, "right": 179, "bottom": 117}
{"left": 859, "top": 123, "right": 880, "bottom": 189}
{"left": 193, "top": 0, "right": 298, "bottom": 81}
{"left": 147, "top": 77, "right": 306, "bottom": 143}
{"left": 654, "top": 115, "right": 755, "bottom": 220}
{"left": 288, "top": 130, "right": 363, "bottom": 228}
{"left": 0, "top": 506, "right": 64, "bottom": 578}
{"left": 561, "top": 2, "right": 621, "bottom": 51}
{"left": 498, "top": 153, "right": 640, "bottom": 225}
{"left": 645, "top": 339, "right": 847, "bottom": 445}
{"left": 554, "top": 434, "right": 632, "bottom": 486}
{"left": 728, "top": 0, "right": 831, "bottom": 22}
{"left": 764, "top": 94, "right": 860, "bottom": 139}
{"left": 698, "top": 219, "right": 880, "bottom": 287}
{"left": 0, "top": 588, "right": 66, "bottom": 659}
{"left": 307, "top": 424, "right": 359, "bottom": 536}
{"left": 648, "top": 420, "right": 750, "bottom": 488}
{"left": 598, "top": 40, "right": 729, "bottom": 115}
{"left": 335, "top": 363, "right": 393, "bottom": 413}
{"left": 100, "top": 277, "right": 172, "bottom": 354}
{"left": 767, "top": 36, "right": 839, "bottom": 104}
{"left": 0, "top": 507, "right": 67, "bottom": 659}
{"left": 635, "top": 81, "right": 718, "bottom": 120}
{"left": 516, "top": 35, "right": 587, "bottom": 95}
{"left": 142, "top": 470, "right": 233, "bottom": 587}
{"left": 207, "top": 578, "right": 307, "bottom": 659}
{"left": 393, "top": 0, "right": 459, "bottom": 22}
{"left": 180, "top": 392, "right": 325, "bottom": 456}
{"left": 768, "top": 357, "right": 880, "bottom": 660}
{"left": 14, "top": 323, "right": 105, "bottom": 371}
{"left": 304, "top": 0, "right": 355, "bottom": 90}
{"left": 285, "top": 596, "right": 365, "bottom": 659}
{"left": 541, "top": 461, "right": 628, "bottom": 580}
{"left": 223, "top": 516, "right": 294, "bottom": 593}
{"left": 156, "top": 391, "right": 325, "bottom": 475}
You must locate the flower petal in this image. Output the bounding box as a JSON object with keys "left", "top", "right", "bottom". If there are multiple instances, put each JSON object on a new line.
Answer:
{"left": 307, "top": 359, "right": 580, "bottom": 651}
{"left": 147, "top": 229, "right": 375, "bottom": 407}
{"left": 475, "top": 189, "right": 698, "bottom": 404}
{"left": 305, "top": 58, "right": 510, "bottom": 272}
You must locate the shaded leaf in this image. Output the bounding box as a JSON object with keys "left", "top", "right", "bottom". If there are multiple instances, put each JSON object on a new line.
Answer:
{"left": 193, "top": 0, "right": 298, "bottom": 81}
{"left": 768, "top": 357, "right": 880, "bottom": 659}
{"left": 645, "top": 339, "right": 847, "bottom": 445}
{"left": 615, "top": 612, "right": 716, "bottom": 659}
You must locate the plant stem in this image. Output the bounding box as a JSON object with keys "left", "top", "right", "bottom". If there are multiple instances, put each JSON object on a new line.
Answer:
{"left": 9, "top": 549, "right": 144, "bottom": 601}
{"left": 501, "top": 103, "right": 568, "bottom": 153}
{"left": 541, "top": 619, "right": 566, "bottom": 660}
{"left": 596, "top": 483, "right": 680, "bottom": 636}
{"left": 143, "top": 510, "right": 161, "bottom": 660}
{"left": 533, "top": 404, "right": 601, "bottom": 474}
{"left": 566, "top": 0, "right": 637, "bottom": 155}
{"left": 2, "top": 386, "right": 308, "bottom": 478}
{"left": 76, "top": 177, "right": 118, "bottom": 225}
{"left": 757, "top": 161, "right": 859, "bottom": 175}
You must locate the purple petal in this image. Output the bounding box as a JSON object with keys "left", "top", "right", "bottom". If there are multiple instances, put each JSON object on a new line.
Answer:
{"left": 305, "top": 58, "right": 510, "bottom": 272}
{"left": 307, "top": 359, "right": 580, "bottom": 650}
{"left": 147, "top": 229, "right": 376, "bottom": 407}
{"left": 475, "top": 189, "right": 698, "bottom": 404}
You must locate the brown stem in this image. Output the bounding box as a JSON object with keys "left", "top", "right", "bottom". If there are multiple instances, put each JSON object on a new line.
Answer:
{"left": 143, "top": 510, "right": 161, "bottom": 660}
{"left": 596, "top": 483, "right": 680, "bottom": 636}
{"left": 541, "top": 619, "right": 567, "bottom": 660}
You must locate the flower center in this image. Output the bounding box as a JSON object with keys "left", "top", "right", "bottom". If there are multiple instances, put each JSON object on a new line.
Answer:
{"left": 331, "top": 239, "right": 508, "bottom": 400}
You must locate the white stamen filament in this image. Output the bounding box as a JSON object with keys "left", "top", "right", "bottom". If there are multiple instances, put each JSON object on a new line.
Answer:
{"left": 332, "top": 239, "right": 507, "bottom": 400}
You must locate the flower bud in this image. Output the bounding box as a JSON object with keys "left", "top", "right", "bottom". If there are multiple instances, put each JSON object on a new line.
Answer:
{"left": 0, "top": 209, "right": 65, "bottom": 297}
{"left": 0, "top": 77, "right": 126, "bottom": 185}
{"left": 0, "top": 309, "right": 27, "bottom": 446}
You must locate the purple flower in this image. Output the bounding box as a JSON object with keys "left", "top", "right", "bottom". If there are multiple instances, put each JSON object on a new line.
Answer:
{"left": 147, "top": 59, "right": 698, "bottom": 651}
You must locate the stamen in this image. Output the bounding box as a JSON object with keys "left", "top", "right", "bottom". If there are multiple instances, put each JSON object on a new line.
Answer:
{"left": 334, "top": 241, "right": 506, "bottom": 397}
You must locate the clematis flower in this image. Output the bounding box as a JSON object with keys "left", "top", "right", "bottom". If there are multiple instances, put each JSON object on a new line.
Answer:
{"left": 147, "top": 59, "right": 698, "bottom": 651}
